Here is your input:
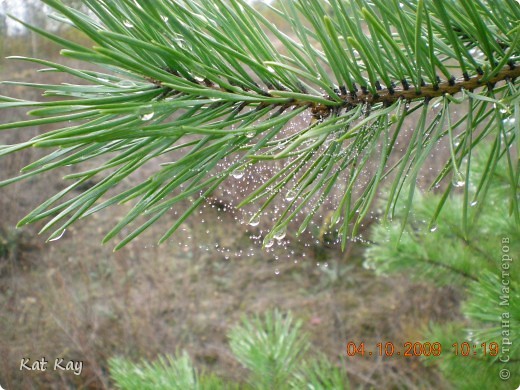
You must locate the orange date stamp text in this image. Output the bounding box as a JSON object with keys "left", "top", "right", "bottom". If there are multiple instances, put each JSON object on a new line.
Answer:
{"left": 345, "top": 341, "right": 500, "bottom": 358}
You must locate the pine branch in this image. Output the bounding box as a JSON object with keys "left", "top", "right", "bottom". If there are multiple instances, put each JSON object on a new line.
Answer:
{"left": 0, "top": 0, "right": 518, "bottom": 248}
{"left": 418, "top": 256, "right": 479, "bottom": 282}
{"left": 151, "top": 63, "right": 520, "bottom": 120}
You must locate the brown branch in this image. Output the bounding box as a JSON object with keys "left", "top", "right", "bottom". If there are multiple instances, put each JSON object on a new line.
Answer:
{"left": 310, "top": 65, "right": 520, "bottom": 118}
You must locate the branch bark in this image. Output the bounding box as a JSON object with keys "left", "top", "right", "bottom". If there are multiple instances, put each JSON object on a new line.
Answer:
{"left": 307, "top": 64, "right": 520, "bottom": 118}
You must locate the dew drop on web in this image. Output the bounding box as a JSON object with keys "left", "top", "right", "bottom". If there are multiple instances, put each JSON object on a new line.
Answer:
{"left": 285, "top": 189, "right": 297, "bottom": 202}
{"left": 232, "top": 169, "right": 244, "bottom": 179}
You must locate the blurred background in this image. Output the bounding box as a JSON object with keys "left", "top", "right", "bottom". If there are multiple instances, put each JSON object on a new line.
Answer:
{"left": 0, "top": 1, "right": 484, "bottom": 388}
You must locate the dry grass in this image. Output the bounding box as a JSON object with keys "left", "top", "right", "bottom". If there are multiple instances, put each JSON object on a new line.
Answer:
{"left": 0, "top": 195, "right": 457, "bottom": 389}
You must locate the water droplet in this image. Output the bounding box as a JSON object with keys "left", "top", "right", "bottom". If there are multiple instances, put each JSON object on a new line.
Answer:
{"left": 285, "top": 190, "right": 297, "bottom": 202}
{"left": 139, "top": 106, "right": 154, "bottom": 121}
{"left": 470, "top": 200, "right": 478, "bottom": 207}
{"left": 117, "top": 80, "right": 135, "bottom": 88}
{"left": 274, "top": 268, "right": 280, "bottom": 275}
{"left": 123, "top": 20, "right": 134, "bottom": 28}
{"left": 429, "top": 225, "right": 438, "bottom": 232}
{"left": 453, "top": 178, "right": 465, "bottom": 188}
{"left": 141, "top": 112, "right": 154, "bottom": 121}
{"left": 274, "top": 229, "right": 286, "bottom": 241}
{"left": 232, "top": 169, "right": 244, "bottom": 179}
{"left": 249, "top": 216, "right": 260, "bottom": 227}
{"left": 161, "top": 15, "right": 169, "bottom": 22}
{"left": 245, "top": 131, "right": 255, "bottom": 139}
{"left": 49, "top": 229, "right": 66, "bottom": 242}
{"left": 264, "top": 240, "right": 274, "bottom": 248}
